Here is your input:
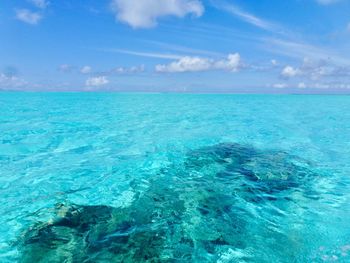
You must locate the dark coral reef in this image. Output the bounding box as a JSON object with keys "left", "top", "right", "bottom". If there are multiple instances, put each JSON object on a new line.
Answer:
{"left": 18, "top": 143, "right": 320, "bottom": 262}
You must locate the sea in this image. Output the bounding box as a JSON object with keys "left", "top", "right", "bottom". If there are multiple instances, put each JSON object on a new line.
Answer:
{"left": 1, "top": 92, "right": 350, "bottom": 262}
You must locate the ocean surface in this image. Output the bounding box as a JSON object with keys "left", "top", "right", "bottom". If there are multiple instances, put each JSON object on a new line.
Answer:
{"left": 1, "top": 93, "right": 350, "bottom": 262}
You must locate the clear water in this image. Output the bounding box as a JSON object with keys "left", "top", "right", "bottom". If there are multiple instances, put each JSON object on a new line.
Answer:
{"left": 1, "top": 93, "right": 350, "bottom": 262}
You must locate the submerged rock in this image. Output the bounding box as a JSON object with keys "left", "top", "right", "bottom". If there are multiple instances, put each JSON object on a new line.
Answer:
{"left": 19, "top": 203, "right": 171, "bottom": 262}
{"left": 18, "top": 143, "right": 321, "bottom": 262}
{"left": 186, "top": 143, "right": 317, "bottom": 194}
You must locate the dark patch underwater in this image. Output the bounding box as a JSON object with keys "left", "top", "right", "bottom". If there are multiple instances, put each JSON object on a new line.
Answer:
{"left": 18, "top": 143, "right": 323, "bottom": 262}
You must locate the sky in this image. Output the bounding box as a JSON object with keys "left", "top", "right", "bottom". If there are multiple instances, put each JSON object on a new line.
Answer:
{"left": 1, "top": 0, "right": 350, "bottom": 93}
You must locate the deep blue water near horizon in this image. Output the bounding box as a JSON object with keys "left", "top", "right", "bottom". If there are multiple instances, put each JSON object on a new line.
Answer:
{"left": 1, "top": 92, "right": 350, "bottom": 262}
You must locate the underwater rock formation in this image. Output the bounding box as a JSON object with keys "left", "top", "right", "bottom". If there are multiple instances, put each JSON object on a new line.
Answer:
{"left": 18, "top": 143, "right": 321, "bottom": 262}
{"left": 186, "top": 143, "right": 317, "bottom": 195}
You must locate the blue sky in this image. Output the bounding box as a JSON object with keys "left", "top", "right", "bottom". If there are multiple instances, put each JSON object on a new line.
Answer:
{"left": 1, "top": 0, "right": 350, "bottom": 93}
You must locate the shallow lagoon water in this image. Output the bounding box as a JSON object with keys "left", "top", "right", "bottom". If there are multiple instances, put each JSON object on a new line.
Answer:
{"left": 1, "top": 93, "right": 350, "bottom": 262}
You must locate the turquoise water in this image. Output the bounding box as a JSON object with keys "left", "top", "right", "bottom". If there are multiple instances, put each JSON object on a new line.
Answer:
{"left": 1, "top": 93, "right": 350, "bottom": 262}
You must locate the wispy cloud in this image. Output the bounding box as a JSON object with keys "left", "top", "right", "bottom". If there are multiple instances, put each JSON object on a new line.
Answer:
{"left": 270, "top": 81, "right": 350, "bottom": 90}
{"left": 15, "top": 9, "right": 42, "bottom": 25}
{"left": 58, "top": 64, "right": 75, "bottom": 73}
{"left": 112, "top": 65, "right": 145, "bottom": 74}
{"left": 316, "top": 0, "right": 341, "bottom": 5}
{"left": 263, "top": 38, "right": 350, "bottom": 65}
{"left": 210, "top": 0, "right": 279, "bottom": 32}
{"left": 94, "top": 65, "right": 146, "bottom": 75}
{"left": 99, "top": 48, "right": 183, "bottom": 60}
{"left": 143, "top": 40, "right": 223, "bottom": 57}
{"left": 211, "top": 1, "right": 350, "bottom": 69}
{"left": 29, "top": 0, "right": 49, "bottom": 9}
{"left": 15, "top": 1, "right": 49, "bottom": 25}
{"left": 58, "top": 63, "right": 145, "bottom": 76}
{"left": 210, "top": 0, "right": 346, "bottom": 68}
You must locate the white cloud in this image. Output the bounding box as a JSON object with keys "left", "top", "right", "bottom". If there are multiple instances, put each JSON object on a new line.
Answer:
{"left": 298, "top": 82, "right": 307, "bottom": 89}
{"left": 29, "top": 0, "right": 49, "bottom": 9}
{"left": 80, "top": 66, "right": 92, "bottom": 74}
{"left": 114, "top": 65, "right": 145, "bottom": 74}
{"left": 277, "top": 57, "right": 350, "bottom": 85}
{"left": 271, "top": 59, "right": 278, "bottom": 66}
{"left": 271, "top": 81, "right": 350, "bottom": 90}
{"left": 65, "top": 64, "right": 145, "bottom": 75}
{"left": 312, "top": 82, "right": 350, "bottom": 89}
{"left": 272, "top": 83, "right": 288, "bottom": 89}
{"left": 15, "top": 9, "right": 42, "bottom": 25}
{"left": 215, "top": 53, "right": 241, "bottom": 72}
{"left": 111, "top": 0, "right": 204, "bottom": 28}
{"left": 155, "top": 53, "right": 241, "bottom": 73}
{"left": 281, "top": 66, "right": 299, "bottom": 78}
{"left": 59, "top": 64, "right": 74, "bottom": 73}
{"left": 0, "top": 73, "right": 27, "bottom": 89}
{"left": 85, "top": 76, "right": 109, "bottom": 87}
{"left": 299, "top": 57, "right": 350, "bottom": 80}
{"left": 156, "top": 56, "right": 211, "bottom": 72}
